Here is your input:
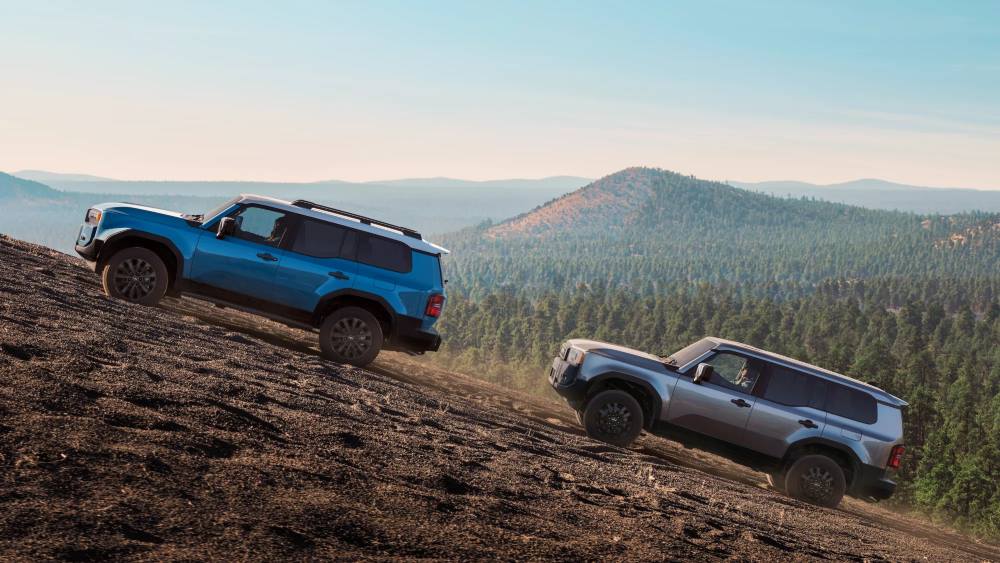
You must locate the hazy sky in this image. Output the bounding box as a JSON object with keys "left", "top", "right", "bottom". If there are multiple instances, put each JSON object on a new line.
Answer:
{"left": 1, "top": 1, "right": 998, "bottom": 187}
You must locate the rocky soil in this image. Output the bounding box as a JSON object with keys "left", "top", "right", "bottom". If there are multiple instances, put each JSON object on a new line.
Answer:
{"left": 1, "top": 235, "right": 997, "bottom": 561}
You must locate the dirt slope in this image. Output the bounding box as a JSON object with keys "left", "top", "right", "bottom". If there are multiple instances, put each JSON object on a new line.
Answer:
{"left": 1, "top": 235, "right": 998, "bottom": 561}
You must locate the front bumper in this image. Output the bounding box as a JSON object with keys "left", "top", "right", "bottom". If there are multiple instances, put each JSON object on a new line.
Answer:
{"left": 853, "top": 463, "right": 897, "bottom": 500}
{"left": 75, "top": 240, "right": 102, "bottom": 269}
{"left": 549, "top": 356, "right": 586, "bottom": 409}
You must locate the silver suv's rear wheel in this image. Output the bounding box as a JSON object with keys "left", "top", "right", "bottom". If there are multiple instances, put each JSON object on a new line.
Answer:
{"left": 101, "top": 247, "right": 169, "bottom": 306}
{"left": 582, "top": 390, "right": 644, "bottom": 447}
{"left": 785, "top": 455, "right": 846, "bottom": 508}
{"left": 319, "top": 307, "right": 384, "bottom": 367}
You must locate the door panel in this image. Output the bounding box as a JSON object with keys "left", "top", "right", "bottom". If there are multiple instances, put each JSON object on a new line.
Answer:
{"left": 744, "top": 402, "right": 827, "bottom": 458}
{"left": 664, "top": 352, "right": 761, "bottom": 444}
{"left": 273, "top": 253, "right": 357, "bottom": 312}
{"left": 188, "top": 205, "right": 290, "bottom": 301}
{"left": 271, "top": 217, "right": 358, "bottom": 312}
{"left": 744, "top": 363, "right": 828, "bottom": 458}
{"left": 189, "top": 236, "right": 285, "bottom": 301}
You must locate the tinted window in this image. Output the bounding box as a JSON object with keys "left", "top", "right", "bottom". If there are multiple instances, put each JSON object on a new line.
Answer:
{"left": 762, "top": 364, "right": 813, "bottom": 407}
{"left": 356, "top": 233, "right": 412, "bottom": 273}
{"left": 291, "top": 219, "right": 348, "bottom": 258}
{"left": 826, "top": 384, "right": 877, "bottom": 424}
{"left": 703, "top": 352, "right": 760, "bottom": 394}
{"left": 232, "top": 206, "right": 289, "bottom": 247}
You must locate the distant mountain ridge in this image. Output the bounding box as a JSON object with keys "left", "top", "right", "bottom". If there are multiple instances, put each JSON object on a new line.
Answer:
{"left": 731, "top": 178, "right": 1000, "bottom": 213}
{"left": 13, "top": 170, "right": 118, "bottom": 183}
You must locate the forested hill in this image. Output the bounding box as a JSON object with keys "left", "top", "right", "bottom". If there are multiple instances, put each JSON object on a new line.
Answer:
{"left": 440, "top": 167, "right": 1000, "bottom": 296}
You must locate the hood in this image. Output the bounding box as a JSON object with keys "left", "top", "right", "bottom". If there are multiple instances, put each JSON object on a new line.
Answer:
{"left": 567, "top": 339, "right": 671, "bottom": 370}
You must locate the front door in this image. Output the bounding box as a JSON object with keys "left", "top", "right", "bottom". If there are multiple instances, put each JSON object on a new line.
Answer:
{"left": 189, "top": 205, "right": 291, "bottom": 301}
{"left": 664, "top": 352, "right": 762, "bottom": 444}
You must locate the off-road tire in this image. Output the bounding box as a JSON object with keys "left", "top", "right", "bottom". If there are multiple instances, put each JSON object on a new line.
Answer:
{"left": 582, "top": 390, "right": 644, "bottom": 447}
{"left": 785, "top": 454, "right": 846, "bottom": 508}
{"left": 101, "top": 247, "right": 169, "bottom": 306}
{"left": 319, "top": 307, "right": 384, "bottom": 367}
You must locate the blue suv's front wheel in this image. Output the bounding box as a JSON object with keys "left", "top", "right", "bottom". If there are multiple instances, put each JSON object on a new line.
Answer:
{"left": 319, "top": 307, "right": 384, "bottom": 367}
{"left": 101, "top": 247, "right": 169, "bottom": 307}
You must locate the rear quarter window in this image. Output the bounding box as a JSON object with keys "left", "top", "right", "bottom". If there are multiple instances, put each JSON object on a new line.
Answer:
{"left": 356, "top": 233, "right": 412, "bottom": 273}
{"left": 826, "top": 384, "right": 877, "bottom": 424}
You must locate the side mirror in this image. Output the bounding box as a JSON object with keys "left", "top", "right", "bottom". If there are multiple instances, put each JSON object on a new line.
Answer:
{"left": 216, "top": 217, "right": 236, "bottom": 239}
{"left": 693, "top": 363, "right": 713, "bottom": 384}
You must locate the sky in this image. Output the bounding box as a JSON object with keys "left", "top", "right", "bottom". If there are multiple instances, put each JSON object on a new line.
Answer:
{"left": 1, "top": 1, "right": 998, "bottom": 187}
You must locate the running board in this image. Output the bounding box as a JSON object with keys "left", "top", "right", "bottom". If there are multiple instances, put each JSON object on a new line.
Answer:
{"left": 181, "top": 293, "right": 318, "bottom": 332}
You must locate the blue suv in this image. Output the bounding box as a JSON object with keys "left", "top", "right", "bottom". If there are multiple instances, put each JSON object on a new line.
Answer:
{"left": 75, "top": 195, "right": 448, "bottom": 367}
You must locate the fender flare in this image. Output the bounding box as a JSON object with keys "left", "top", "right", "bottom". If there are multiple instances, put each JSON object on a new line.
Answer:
{"left": 585, "top": 371, "right": 664, "bottom": 430}
{"left": 99, "top": 229, "right": 185, "bottom": 283}
{"left": 784, "top": 436, "right": 864, "bottom": 486}
{"left": 314, "top": 289, "right": 400, "bottom": 334}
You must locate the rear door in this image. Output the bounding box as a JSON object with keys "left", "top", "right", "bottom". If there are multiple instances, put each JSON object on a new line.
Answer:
{"left": 271, "top": 217, "right": 358, "bottom": 313}
{"left": 743, "top": 363, "right": 828, "bottom": 458}
{"left": 665, "top": 351, "right": 762, "bottom": 444}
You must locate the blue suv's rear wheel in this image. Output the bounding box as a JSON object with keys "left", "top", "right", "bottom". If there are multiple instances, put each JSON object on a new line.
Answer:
{"left": 319, "top": 307, "right": 384, "bottom": 367}
{"left": 101, "top": 247, "right": 169, "bottom": 306}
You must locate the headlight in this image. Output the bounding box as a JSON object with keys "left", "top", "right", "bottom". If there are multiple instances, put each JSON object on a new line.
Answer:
{"left": 85, "top": 209, "right": 102, "bottom": 224}
{"left": 566, "top": 347, "right": 586, "bottom": 366}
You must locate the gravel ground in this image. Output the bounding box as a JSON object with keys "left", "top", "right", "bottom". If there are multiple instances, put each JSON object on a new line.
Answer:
{"left": 1, "top": 235, "right": 997, "bottom": 561}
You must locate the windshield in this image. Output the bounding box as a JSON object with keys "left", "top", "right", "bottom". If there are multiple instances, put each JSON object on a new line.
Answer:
{"left": 199, "top": 197, "right": 240, "bottom": 223}
{"left": 663, "top": 338, "right": 714, "bottom": 367}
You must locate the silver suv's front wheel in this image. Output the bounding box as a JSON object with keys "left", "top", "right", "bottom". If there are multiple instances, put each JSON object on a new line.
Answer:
{"left": 319, "top": 306, "right": 384, "bottom": 367}
{"left": 582, "top": 390, "right": 644, "bottom": 447}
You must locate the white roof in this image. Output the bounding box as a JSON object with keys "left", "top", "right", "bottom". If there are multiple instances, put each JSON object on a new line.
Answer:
{"left": 237, "top": 194, "right": 449, "bottom": 255}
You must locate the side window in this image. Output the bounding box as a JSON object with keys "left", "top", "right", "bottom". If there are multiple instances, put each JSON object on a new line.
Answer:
{"left": 232, "top": 206, "right": 289, "bottom": 247}
{"left": 703, "top": 352, "right": 760, "bottom": 394}
{"left": 826, "top": 384, "right": 877, "bottom": 424}
{"left": 291, "top": 219, "right": 349, "bottom": 258}
{"left": 356, "top": 233, "right": 412, "bottom": 273}
{"left": 762, "top": 364, "right": 814, "bottom": 407}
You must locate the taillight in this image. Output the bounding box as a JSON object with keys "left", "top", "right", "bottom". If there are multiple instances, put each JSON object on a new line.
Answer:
{"left": 887, "top": 445, "right": 905, "bottom": 469}
{"left": 425, "top": 294, "right": 444, "bottom": 318}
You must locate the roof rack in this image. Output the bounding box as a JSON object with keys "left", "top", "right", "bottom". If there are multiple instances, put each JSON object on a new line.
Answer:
{"left": 290, "top": 200, "right": 423, "bottom": 240}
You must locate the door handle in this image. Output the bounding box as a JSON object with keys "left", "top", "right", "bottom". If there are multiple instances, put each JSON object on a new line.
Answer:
{"left": 256, "top": 252, "right": 278, "bottom": 262}
{"left": 798, "top": 419, "right": 818, "bottom": 429}
{"left": 329, "top": 271, "right": 350, "bottom": 280}
{"left": 730, "top": 398, "right": 751, "bottom": 408}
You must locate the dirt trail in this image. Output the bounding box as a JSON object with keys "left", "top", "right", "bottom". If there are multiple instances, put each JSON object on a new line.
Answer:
{"left": 1, "top": 235, "right": 997, "bottom": 561}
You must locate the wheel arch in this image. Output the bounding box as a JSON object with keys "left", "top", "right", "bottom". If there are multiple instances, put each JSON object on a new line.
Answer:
{"left": 314, "top": 289, "right": 397, "bottom": 338}
{"left": 98, "top": 230, "right": 184, "bottom": 290}
{"left": 783, "top": 437, "right": 862, "bottom": 488}
{"left": 584, "top": 372, "right": 663, "bottom": 430}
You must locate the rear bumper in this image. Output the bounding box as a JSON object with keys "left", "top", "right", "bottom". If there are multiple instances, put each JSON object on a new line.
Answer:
{"left": 391, "top": 315, "right": 441, "bottom": 354}
{"left": 853, "top": 463, "right": 897, "bottom": 500}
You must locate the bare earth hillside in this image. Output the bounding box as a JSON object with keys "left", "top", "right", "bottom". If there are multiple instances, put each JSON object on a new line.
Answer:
{"left": 1, "top": 236, "right": 998, "bottom": 561}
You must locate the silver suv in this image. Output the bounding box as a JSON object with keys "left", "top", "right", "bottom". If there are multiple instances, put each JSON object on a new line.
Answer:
{"left": 549, "top": 337, "right": 907, "bottom": 508}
